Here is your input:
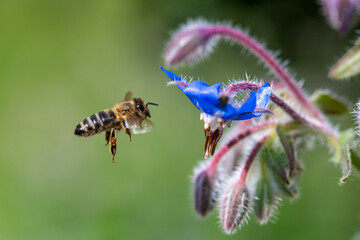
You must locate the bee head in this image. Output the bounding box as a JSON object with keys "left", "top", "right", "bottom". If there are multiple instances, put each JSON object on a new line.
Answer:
{"left": 145, "top": 102, "right": 159, "bottom": 118}
{"left": 135, "top": 98, "right": 158, "bottom": 118}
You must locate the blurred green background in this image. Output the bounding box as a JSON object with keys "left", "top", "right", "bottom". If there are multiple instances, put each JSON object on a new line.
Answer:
{"left": 1, "top": 0, "right": 360, "bottom": 239}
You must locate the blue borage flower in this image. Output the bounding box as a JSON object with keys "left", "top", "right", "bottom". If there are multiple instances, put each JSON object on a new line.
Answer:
{"left": 159, "top": 66, "right": 272, "bottom": 157}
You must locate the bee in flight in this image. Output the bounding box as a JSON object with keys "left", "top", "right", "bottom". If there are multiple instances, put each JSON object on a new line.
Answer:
{"left": 74, "top": 92, "right": 158, "bottom": 162}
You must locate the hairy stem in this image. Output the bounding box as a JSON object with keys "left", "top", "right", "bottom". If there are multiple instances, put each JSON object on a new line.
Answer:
{"left": 224, "top": 81, "right": 338, "bottom": 139}
{"left": 208, "top": 122, "right": 277, "bottom": 174}
{"left": 238, "top": 134, "right": 271, "bottom": 184}
{"left": 206, "top": 25, "right": 326, "bottom": 123}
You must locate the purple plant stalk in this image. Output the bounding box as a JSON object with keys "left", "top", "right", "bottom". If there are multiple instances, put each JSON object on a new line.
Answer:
{"left": 204, "top": 26, "right": 325, "bottom": 120}
{"left": 207, "top": 121, "right": 277, "bottom": 176}
{"left": 238, "top": 134, "right": 270, "bottom": 184}
{"left": 224, "top": 81, "right": 338, "bottom": 140}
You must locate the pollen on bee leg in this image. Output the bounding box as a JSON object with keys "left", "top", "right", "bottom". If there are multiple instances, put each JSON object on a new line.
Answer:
{"left": 110, "top": 129, "right": 117, "bottom": 163}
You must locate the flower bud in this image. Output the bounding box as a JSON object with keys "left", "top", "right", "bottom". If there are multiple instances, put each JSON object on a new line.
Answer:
{"left": 164, "top": 20, "right": 218, "bottom": 66}
{"left": 194, "top": 170, "right": 217, "bottom": 217}
{"left": 220, "top": 182, "right": 250, "bottom": 234}
{"left": 322, "top": 0, "right": 359, "bottom": 34}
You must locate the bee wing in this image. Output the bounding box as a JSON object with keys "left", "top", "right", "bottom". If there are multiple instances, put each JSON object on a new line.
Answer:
{"left": 126, "top": 118, "right": 153, "bottom": 134}
{"left": 124, "top": 91, "right": 133, "bottom": 101}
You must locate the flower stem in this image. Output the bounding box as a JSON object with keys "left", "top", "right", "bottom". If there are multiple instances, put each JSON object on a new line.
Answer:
{"left": 238, "top": 133, "right": 271, "bottom": 184}
{"left": 208, "top": 122, "right": 277, "bottom": 174}
{"left": 207, "top": 25, "right": 326, "bottom": 123}
{"left": 224, "top": 82, "right": 338, "bottom": 139}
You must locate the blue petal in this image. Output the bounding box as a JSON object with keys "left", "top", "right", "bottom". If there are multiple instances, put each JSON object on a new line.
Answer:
{"left": 160, "top": 67, "right": 271, "bottom": 121}
{"left": 233, "top": 82, "right": 272, "bottom": 120}
{"left": 160, "top": 67, "right": 226, "bottom": 113}
{"left": 183, "top": 81, "right": 221, "bottom": 112}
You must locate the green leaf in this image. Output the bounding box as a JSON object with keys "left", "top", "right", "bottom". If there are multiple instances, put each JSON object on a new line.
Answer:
{"left": 329, "top": 37, "right": 360, "bottom": 79}
{"left": 276, "top": 125, "right": 296, "bottom": 176}
{"left": 272, "top": 170, "right": 299, "bottom": 199}
{"left": 310, "top": 90, "right": 351, "bottom": 115}
{"left": 260, "top": 138, "right": 303, "bottom": 199}
{"left": 270, "top": 158, "right": 302, "bottom": 199}
{"left": 261, "top": 143, "right": 290, "bottom": 184}
{"left": 253, "top": 176, "right": 276, "bottom": 225}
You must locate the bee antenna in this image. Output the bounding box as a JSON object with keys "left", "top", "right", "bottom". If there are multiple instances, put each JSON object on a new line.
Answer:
{"left": 146, "top": 102, "right": 159, "bottom": 107}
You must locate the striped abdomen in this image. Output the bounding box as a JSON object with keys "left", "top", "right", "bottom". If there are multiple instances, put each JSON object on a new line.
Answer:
{"left": 74, "top": 109, "right": 119, "bottom": 137}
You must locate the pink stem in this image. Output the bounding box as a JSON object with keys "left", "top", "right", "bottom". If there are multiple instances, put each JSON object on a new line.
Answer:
{"left": 225, "top": 82, "right": 307, "bottom": 124}
{"left": 206, "top": 25, "right": 326, "bottom": 123}
{"left": 238, "top": 134, "right": 270, "bottom": 184}
{"left": 224, "top": 82, "right": 338, "bottom": 139}
{"left": 208, "top": 121, "right": 276, "bottom": 174}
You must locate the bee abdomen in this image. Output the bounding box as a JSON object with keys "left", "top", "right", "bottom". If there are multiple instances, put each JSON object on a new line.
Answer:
{"left": 74, "top": 109, "right": 118, "bottom": 137}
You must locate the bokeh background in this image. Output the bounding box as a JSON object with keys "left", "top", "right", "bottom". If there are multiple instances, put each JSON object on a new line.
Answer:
{"left": 1, "top": 0, "right": 360, "bottom": 239}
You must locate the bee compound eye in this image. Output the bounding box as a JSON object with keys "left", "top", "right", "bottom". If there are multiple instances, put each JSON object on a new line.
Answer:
{"left": 137, "top": 104, "right": 144, "bottom": 111}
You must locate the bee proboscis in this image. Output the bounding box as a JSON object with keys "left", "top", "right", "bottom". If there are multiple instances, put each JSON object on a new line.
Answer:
{"left": 74, "top": 92, "right": 158, "bottom": 162}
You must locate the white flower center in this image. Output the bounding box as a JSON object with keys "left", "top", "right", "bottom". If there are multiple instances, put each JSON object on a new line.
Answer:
{"left": 200, "top": 113, "right": 232, "bottom": 130}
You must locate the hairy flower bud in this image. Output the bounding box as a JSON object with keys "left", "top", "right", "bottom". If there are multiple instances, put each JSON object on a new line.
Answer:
{"left": 194, "top": 170, "right": 217, "bottom": 217}
{"left": 322, "top": 0, "right": 359, "bottom": 34}
{"left": 220, "top": 182, "right": 250, "bottom": 234}
{"left": 164, "top": 21, "right": 218, "bottom": 66}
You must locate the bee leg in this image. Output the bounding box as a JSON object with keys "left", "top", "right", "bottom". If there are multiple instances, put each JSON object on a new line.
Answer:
{"left": 121, "top": 119, "right": 132, "bottom": 142}
{"left": 125, "top": 128, "right": 132, "bottom": 142}
{"left": 110, "top": 129, "right": 117, "bottom": 163}
{"left": 105, "top": 130, "right": 111, "bottom": 146}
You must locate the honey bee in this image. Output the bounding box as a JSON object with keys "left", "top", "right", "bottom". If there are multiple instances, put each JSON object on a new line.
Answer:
{"left": 74, "top": 92, "right": 158, "bottom": 162}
